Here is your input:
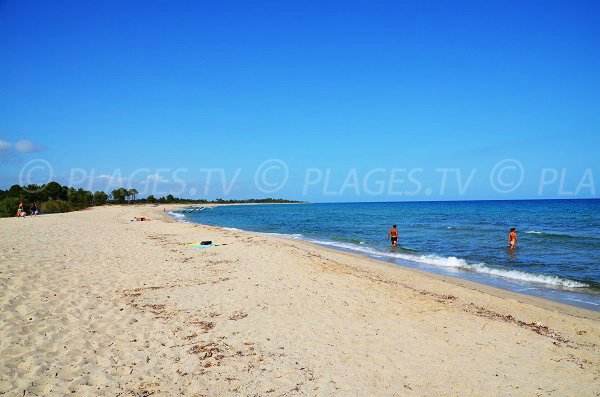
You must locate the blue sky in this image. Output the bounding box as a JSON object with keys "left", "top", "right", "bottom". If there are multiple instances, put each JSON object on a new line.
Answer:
{"left": 1, "top": 0, "right": 598, "bottom": 201}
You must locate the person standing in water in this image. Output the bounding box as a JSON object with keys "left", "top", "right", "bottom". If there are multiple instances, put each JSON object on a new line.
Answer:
{"left": 388, "top": 224, "right": 399, "bottom": 247}
{"left": 508, "top": 228, "right": 519, "bottom": 250}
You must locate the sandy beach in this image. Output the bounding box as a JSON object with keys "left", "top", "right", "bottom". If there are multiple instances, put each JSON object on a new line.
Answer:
{"left": 1, "top": 204, "right": 598, "bottom": 396}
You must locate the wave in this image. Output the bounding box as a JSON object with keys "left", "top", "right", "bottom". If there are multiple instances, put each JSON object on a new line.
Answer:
{"left": 524, "top": 230, "right": 599, "bottom": 241}
{"left": 167, "top": 211, "right": 190, "bottom": 224}
{"left": 298, "top": 239, "right": 589, "bottom": 289}
{"left": 168, "top": 211, "right": 185, "bottom": 220}
{"left": 329, "top": 236, "right": 368, "bottom": 245}
{"left": 412, "top": 256, "right": 589, "bottom": 288}
{"left": 524, "top": 230, "right": 570, "bottom": 237}
{"left": 261, "top": 232, "right": 304, "bottom": 239}
{"left": 223, "top": 227, "right": 244, "bottom": 232}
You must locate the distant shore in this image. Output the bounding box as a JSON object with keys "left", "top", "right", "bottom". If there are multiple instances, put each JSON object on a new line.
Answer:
{"left": 1, "top": 204, "right": 598, "bottom": 395}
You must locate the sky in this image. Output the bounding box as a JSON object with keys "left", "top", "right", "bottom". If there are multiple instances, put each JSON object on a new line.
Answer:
{"left": 0, "top": 0, "right": 599, "bottom": 201}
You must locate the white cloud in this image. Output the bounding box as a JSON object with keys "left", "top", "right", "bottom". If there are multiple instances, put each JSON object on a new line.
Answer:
{"left": 14, "top": 139, "right": 46, "bottom": 152}
{"left": 0, "top": 139, "right": 46, "bottom": 153}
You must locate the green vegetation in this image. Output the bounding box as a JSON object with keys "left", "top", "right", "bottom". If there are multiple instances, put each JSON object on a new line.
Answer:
{"left": 0, "top": 197, "right": 21, "bottom": 218}
{"left": 0, "top": 182, "right": 113, "bottom": 217}
{"left": 40, "top": 200, "right": 74, "bottom": 214}
{"left": 140, "top": 195, "right": 301, "bottom": 205}
{"left": 0, "top": 181, "right": 302, "bottom": 217}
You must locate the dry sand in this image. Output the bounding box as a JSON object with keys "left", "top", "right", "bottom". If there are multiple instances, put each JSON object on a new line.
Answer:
{"left": 1, "top": 204, "right": 598, "bottom": 396}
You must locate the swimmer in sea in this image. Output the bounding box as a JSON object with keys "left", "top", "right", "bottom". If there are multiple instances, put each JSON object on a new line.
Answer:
{"left": 508, "top": 228, "right": 518, "bottom": 250}
{"left": 388, "top": 224, "right": 399, "bottom": 247}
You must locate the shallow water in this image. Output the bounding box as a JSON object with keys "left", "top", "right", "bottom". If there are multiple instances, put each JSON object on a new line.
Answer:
{"left": 173, "top": 200, "right": 600, "bottom": 311}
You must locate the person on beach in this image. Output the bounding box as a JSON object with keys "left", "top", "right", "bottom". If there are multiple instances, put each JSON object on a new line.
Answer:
{"left": 388, "top": 225, "right": 399, "bottom": 247}
{"left": 31, "top": 202, "right": 38, "bottom": 217}
{"left": 508, "top": 228, "right": 518, "bottom": 250}
{"left": 16, "top": 202, "right": 24, "bottom": 217}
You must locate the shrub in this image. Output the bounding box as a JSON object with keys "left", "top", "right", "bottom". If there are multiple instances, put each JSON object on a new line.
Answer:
{"left": 0, "top": 197, "right": 21, "bottom": 218}
{"left": 40, "top": 200, "right": 74, "bottom": 214}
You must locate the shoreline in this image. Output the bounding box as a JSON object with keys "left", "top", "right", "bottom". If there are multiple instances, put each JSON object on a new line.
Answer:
{"left": 165, "top": 204, "right": 600, "bottom": 316}
{"left": 288, "top": 237, "right": 600, "bottom": 320}
{"left": 2, "top": 204, "right": 598, "bottom": 395}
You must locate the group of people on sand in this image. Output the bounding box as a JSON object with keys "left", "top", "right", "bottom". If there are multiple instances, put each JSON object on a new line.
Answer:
{"left": 16, "top": 202, "right": 38, "bottom": 218}
{"left": 387, "top": 225, "right": 520, "bottom": 250}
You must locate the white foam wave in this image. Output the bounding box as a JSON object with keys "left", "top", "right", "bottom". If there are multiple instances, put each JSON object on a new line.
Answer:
{"left": 223, "top": 227, "right": 244, "bottom": 232}
{"left": 168, "top": 211, "right": 190, "bottom": 223}
{"left": 262, "top": 232, "right": 304, "bottom": 239}
{"left": 525, "top": 230, "right": 543, "bottom": 234}
{"left": 301, "top": 239, "right": 589, "bottom": 289}
{"left": 168, "top": 211, "right": 185, "bottom": 219}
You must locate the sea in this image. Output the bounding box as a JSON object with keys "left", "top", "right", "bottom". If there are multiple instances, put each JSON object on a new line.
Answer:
{"left": 170, "top": 199, "right": 600, "bottom": 311}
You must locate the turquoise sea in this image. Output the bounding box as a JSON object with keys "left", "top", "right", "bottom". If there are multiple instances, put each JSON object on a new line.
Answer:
{"left": 171, "top": 200, "right": 600, "bottom": 311}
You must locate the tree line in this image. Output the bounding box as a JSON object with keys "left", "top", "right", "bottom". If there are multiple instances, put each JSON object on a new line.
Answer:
{"left": 0, "top": 182, "right": 301, "bottom": 217}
